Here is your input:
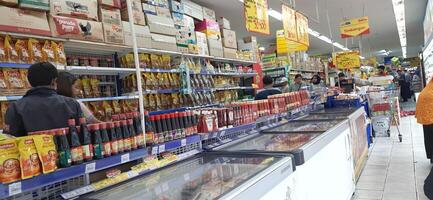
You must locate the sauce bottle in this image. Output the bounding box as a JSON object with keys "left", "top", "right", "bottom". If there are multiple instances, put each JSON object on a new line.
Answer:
{"left": 149, "top": 115, "right": 157, "bottom": 145}
{"left": 91, "top": 124, "right": 104, "bottom": 159}
{"left": 114, "top": 121, "right": 124, "bottom": 153}
{"left": 128, "top": 118, "right": 138, "bottom": 150}
{"left": 57, "top": 128, "right": 71, "bottom": 168}
{"left": 121, "top": 119, "right": 132, "bottom": 152}
{"left": 68, "top": 119, "right": 83, "bottom": 165}
{"left": 175, "top": 112, "right": 185, "bottom": 138}
{"left": 100, "top": 123, "right": 112, "bottom": 157}
{"left": 134, "top": 112, "right": 145, "bottom": 148}
{"left": 155, "top": 115, "right": 164, "bottom": 144}
{"left": 108, "top": 122, "right": 119, "bottom": 155}
{"left": 79, "top": 117, "right": 93, "bottom": 162}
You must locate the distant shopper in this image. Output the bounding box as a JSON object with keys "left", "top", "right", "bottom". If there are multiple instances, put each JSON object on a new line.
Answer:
{"left": 278, "top": 77, "right": 290, "bottom": 93}
{"left": 411, "top": 71, "right": 423, "bottom": 97}
{"left": 4, "top": 62, "right": 82, "bottom": 137}
{"left": 398, "top": 69, "right": 411, "bottom": 102}
{"left": 415, "top": 78, "right": 433, "bottom": 163}
{"left": 289, "top": 74, "right": 309, "bottom": 92}
{"left": 336, "top": 72, "right": 347, "bottom": 88}
{"left": 57, "top": 72, "right": 100, "bottom": 124}
{"left": 255, "top": 75, "right": 281, "bottom": 100}
{"left": 377, "top": 65, "right": 387, "bottom": 76}
{"left": 310, "top": 74, "right": 325, "bottom": 89}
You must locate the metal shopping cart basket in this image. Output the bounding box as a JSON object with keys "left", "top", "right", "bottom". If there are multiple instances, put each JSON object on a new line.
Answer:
{"left": 366, "top": 87, "right": 402, "bottom": 142}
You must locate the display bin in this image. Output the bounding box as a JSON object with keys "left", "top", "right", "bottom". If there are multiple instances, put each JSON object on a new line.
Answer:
{"left": 333, "top": 99, "right": 362, "bottom": 108}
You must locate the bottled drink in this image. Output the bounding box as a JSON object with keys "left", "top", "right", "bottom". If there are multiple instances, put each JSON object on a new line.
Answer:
{"left": 57, "top": 128, "right": 71, "bottom": 168}
{"left": 68, "top": 119, "right": 83, "bottom": 165}
{"left": 108, "top": 122, "right": 119, "bottom": 155}
{"left": 149, "top": 115, "right": 158, "bottom": 145}
{"left": 100, "top": 123, "right": 112, "bottom": 157}
{"left": 90, "top": 124, "right": 104, "bottom": 159}
{"left": 114, "top": 121, "right": 124, "bottom": 153}
{"left": 79, "top": 118, "right": 93, "bottom": 162}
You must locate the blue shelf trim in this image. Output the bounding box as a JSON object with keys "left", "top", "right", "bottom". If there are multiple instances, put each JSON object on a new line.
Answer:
{"left": 144, "top": 89, "right": 180, "bottom": 94}
{"left": 0, "top": 63, "right": 31, "bottom": 68}
{"left": 149, "top": 135, "right": 201, "bottom": 155}
{"left": 142, "top": 68, "right": 179, "bottom": 73}
{"left": 148, "top": 104, "right": 220, "bottom": 116}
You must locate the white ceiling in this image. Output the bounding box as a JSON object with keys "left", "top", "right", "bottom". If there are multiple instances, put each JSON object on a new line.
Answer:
{"left": 191, "top": 0, "right": 427, "bottom": 58}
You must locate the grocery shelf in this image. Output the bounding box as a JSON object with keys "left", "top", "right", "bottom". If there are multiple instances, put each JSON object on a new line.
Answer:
{"left": 0, "top": 148, "right": 148, "bottom": 199}
{"left": 0, "top": 96, "right": 22, "bottom": 101}
{"left": 291, "top": 69, "right": 323, "bottom": 73}
{"left": 144, "top": 89, "right": 180, "bottom": 94}
{"left": 63, "top": 66, "right": 136, "bottom": 76}
{"left": 141, "top": 68, "right": 180, "bottom": 73}
{"left": 149, "top": 135, "right": 202, "bottom": 155}
{"left": 0, "top": 63, "right": 32, "bottom": 69}
{"left": 0, "top": 95, "right": 139, "bottom": 102}
{"left": 262, "top": 67, "right": 286, "bottom": 72}
{"left": 0, "top": 31, "right": 65, "bottom": 42}
{"left": 190, "top": 71, "right": 257, "bottom": 77}
{"left": 192, "top": 86, "right": 253, "bottom": 92}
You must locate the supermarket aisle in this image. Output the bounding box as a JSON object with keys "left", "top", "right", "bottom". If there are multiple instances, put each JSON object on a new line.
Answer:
{"left": 353, "top": 116, "right": 431, "bottom": 200}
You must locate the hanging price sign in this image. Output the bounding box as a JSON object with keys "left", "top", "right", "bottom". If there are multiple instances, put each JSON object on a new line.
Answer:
{"left": 244, "top": 0, "right": 270, "bottom": 35}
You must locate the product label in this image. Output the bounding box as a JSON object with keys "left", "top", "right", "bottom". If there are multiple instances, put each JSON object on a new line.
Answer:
{"left": 103, "top": 142, "right": 112, "bottom": 156}
{"left": 118, "top": 139, "right": 124, "bottom": 152}
{"left": 93, "top": 144, "right": 103, "bottom": 159}
{"left": 82, "top": 144, "right": 93, "bottom": 160}
{"left": 58, "top": 150, "right": 71, "bottom": 167}
{"left": 71, "top": 146, "right": 83, "bottom": 163}
{"left": 111, "top": 141, "right": 119, "bottom": 154}
{"left": 53, "top": 17, "right": 80, "bottom": 35}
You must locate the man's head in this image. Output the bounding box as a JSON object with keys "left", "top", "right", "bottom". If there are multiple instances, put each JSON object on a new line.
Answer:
{"left": 378, "top": 65, "right": 385, "bottom": 73}
{"left": 279, "top": 77, "right": 288, "bottom": 86}
{"left": 27, "top": 62, "right": 58, "bottom": 88}
{"left": 397, "top": 69, "right": 402, "bottom": 75}
{"left": 338, "top": 72, "right": 346, "bottom": 81}
{"left": 294, "top": 74, "right": 302, "bottom": 84}
{"left": 263, "top": 75, "right": 274, "bottom": 87}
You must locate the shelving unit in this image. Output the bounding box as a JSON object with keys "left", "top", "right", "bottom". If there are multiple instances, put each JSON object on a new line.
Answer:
{"left": 0, "top": 95, "right": 139, "bottom": 102}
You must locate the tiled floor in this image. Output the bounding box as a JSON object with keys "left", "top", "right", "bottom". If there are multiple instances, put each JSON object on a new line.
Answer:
{"left": 353, "top": 113, "right": 432, "bottom": 200}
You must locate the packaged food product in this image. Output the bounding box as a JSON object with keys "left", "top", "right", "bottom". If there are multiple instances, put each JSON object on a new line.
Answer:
{"left": 3, "top": 68, "right": 25, "bottom": 89}
{"left": 81, "top": 77, "right": 92, "bottom": 97}
{"left": 19, "top": 69, "right": 31, "bottom": 89}
{"left": 33, "top": 134, "right": 57, "bottom": 174}
{"left": 150, "top": 54, "right": 161, "bottom": 68}
{"left": 28, "top": 38, "right": 43, "bottom": 63}
{"left": 52, "top": 41, "right": 66, "bottom": 65}
{"left": 111, "top": 100, "right": 121, "bottom": 114}
{"left": 18, "top": 136, "right": 41, "bottom": 179}
{"left": 5, "top": 35, "right": 18, "bottom": 63}
{"left": 138, "top": 53, "right": 150, "bottom": 68}
{"left": 0, "top": 138, "right": 20, "bottom": 183}
{"left": 0, "top": 36, "right": 6, "bottom": 62}
{"left": 90, "top": 101, "right": 106, "bottom": 120}
{"left": 41, "top": 40, "right": 55, "bottom": 63}
{"left": 90, "top": 77, "right": 100, "bottom": 97}
{"left": 15, "top": 39, "right": 30, "bottom": 64}
{"left": 102, "top": 101, "right": 113, "bottom": 121}
{"left": 1, "top": 102, "right": 8, "bottom": 130}
{"left": 161, "top": 55, "right": 171, "bottom": 69}
{"left": 0, "top": 70, "right": 8, "bottom": 89}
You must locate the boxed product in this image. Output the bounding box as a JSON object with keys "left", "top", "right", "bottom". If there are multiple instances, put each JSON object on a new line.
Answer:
{"left": 169, "top": 0, "right": 183, "bottom": 13}
{"left": 208, "top": 38, "right": 223, "bottom": 57}
{"left": 218, "top": 17, "right": 231, "bottom": 30}
{"left": 175, "top": 26, "right": 196, "bottom": 47}
{"left": 221, "top": 29, "right": 237, "bottom": 49}
{"left": 99, "top": 0, "right": 121, "bottom": 8}
{"left": 202, "top": 6, "right": 215, "bottom": 20}
{"left": 120, "top": 0, "right": 145, "bottom": 25}
{"left": 142, "top": 2, "right": 156, "bottom": 15}
{"left": 19, "top": 0, "right": 49, "bottom": 11}
{"left": 49, "top": 15, "right": 104, "bottom": 42}
{"left": 0, "top": 0, "right": 18, "bottom": 6}
{"left": 156, "top": 0, "right": 168, "bottom": 8}
{"left": 223, "top": 47, "right": 237, "bottom": 59}
{"left": 100, "top": 8, "right": 124, "bottom": 44}
{"left": 172, "top": 12, "right": 184, "bottom": 26}
{"left": 182, "top": 0, "right": 202, "bottom": 20}
{"left": 50, "top": 0, "right": 98, "bottom": 21}
{"left": 150, "top": 33, "right": 177, "bottom": 52}
{"left": 0, "top": 6, "right": 50, "bottom": 36}
{"left": 122, "top": 21, "right": 151, "bottom": 47}
{"left": 238, "top": 36, "right": 257, "bottom": 51}
{"left": 195, "top": 19, "right": 221, "bottom": 40}
{"left": 183, "top": 15, "right": 194, "bottom": 30}
{"left": 156, "top": 6, "right": 171, "bottom": 18}
{"left": 195, "top": 31, "right": 208, "bottom": 56}
{"left": 146, "top": 14, "right": 175, "bottom": 35}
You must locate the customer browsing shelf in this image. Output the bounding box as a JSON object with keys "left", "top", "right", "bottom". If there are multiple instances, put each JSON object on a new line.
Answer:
{"left": 289, "top": 74, "right": 309, "bottom": 92}
{"left": 255, "top": 75, "right": 282, "bottom": 100}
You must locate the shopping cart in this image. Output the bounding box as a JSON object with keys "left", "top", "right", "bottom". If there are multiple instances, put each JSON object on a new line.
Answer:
{"left": 366, "top": 87, "right": 402, "bottom": 142}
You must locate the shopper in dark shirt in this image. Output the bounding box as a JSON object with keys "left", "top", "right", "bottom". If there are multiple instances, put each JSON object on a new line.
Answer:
{"left": 4, "top": 62, "right": 82, "bottom": 137}
{"left": 255, "top": 75, "right": 281, "bottom": 100}
{"left": 425, "top": 167, "right": 433, "bottom": 199}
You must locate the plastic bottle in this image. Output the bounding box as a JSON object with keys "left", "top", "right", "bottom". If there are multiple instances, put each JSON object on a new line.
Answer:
{"left": 79, "top": 117, "right": 93, "bottom": 162}
{"left": 108, "top": 122, "right": 119, "bottom": 155}
{"left": 121, "top": 119, "right": 132, "bottom": 152}
{"left": 57, "top": 128, "right": 71, "bottom": 168}
{"left": 134, "top": 112, "right": 145, "bottom": 148}
{"left": 91, "top": 124, "right": 104, "bottom": 159}
{"left": 100, "top": 123, "right": 112, "bottom": 157}
{"left": 68, "top": 119, "right": 83, "bottom": 165}
{"left": 128, "top": 118, "right": 138, "bottom": 150}
{"left": 114, "top": 121, "right": 124, "bottom": 153}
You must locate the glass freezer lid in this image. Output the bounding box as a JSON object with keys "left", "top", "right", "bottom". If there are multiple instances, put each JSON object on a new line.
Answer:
{"left": 83, "top": 153, "right": 282, "bottom": 200}
{"left": 299, "top": 114, "right": 347, "bottom": 120}
{"left": 264, "top": 120, "right": 341, "bottom": 133}
{"left": 311, "top": 108, "right": 357, "bottom": 114}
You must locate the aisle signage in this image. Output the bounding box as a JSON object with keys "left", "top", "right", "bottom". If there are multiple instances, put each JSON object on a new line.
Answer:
{"left": 296, "top": 12, "right": 309, "bottom": 46}
{"left": 244, "top": 0, "right": 270, "bottom": 35}
{"left": 340, "top": 16, "right": 370, "bottom": 38}
{"left": 278, "top": 5, "right": 309, "bottom": 54}
{"left": 335, "top": 51, "right": 361, "bottom": 69}
{"left": 282, "top": 5, "right": 297, "bottom": 41}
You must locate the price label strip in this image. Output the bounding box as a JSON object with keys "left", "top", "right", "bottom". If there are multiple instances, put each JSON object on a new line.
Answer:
{"left": 8, "top": 182, "right": 22, "bottom": 196}
{"left": 85, "top": 162, "right": 96, "bottom": 174}
{"left": 121, "top": 153, "right": 130, "bottom": 164}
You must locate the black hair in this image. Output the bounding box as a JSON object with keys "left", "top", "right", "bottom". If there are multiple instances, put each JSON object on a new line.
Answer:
{"left": 263, "top": 75, "right": 273, "bottom": 85}
{"left": 338, "top": 72, "right": 346, "bottom": 78}
{"left": 27, "top": 62, "right": 58, "bottom": 87}
{"left": 295, "top": 74, "right": 302, "bottom": 79}
{"left": 57, "top": 72, "right": 77, "bottom": 98}
{"left": 378, "top": 65, "right": 385, "bottom": 70}
{"left": 311, "top": 74, "right": 321, "bottom": 84}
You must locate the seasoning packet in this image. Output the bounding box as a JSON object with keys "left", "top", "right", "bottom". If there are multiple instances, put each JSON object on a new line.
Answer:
{"left": 18, "top": 136, "right": 41, "bottom": 179}
{"left": 0, "top": 36, "right": 6, "bottom": 62}
{"left": 42, "top": 40, "right": 55, "bottom": 63}
{"left": 5, "top": 35, "right": 19, "bottom": 63}
{"left": 33, "top": 134, "right": 57, "bottom": 174}
{"left": 52, "top": 41, "right": 66, "bottom": 65}
{"left": 19, "top": 69, "right": 31, "bottom": 89}
{"left": 0, "top": 138, "right": 21, "bottom": 183}
{"left": 15, "top": 39, "right": 30, "bottom": 64}
{"left": 28, "top": 38, "right": 43, "bottom": 63}
{"left": 0, "top": 69, "right": 8, "bottom": 89}
{"left": 3, "top": 68, "right": 25, "bottom": 89}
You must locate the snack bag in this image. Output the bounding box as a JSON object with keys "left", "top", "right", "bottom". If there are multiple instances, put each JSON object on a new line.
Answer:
{"left": 111, "top": 100, "right": 121, "bottom": 114}
{"left": 18, "top": 136, "right": 41, "bottom": 179}
{"left": 90, "top": 77, "right": 100, "bottom": 97}
{"left": 0, "top": 69, "right": 8, "bottom": 90}
{"left": 150, "top": 54, "right": 161, "bottom": 68}
{"left": 15, "top": 39, "right": 30, "bottom": 64}
{"left": 138, "top": 53, "right": 150, "bottom": 68}
{"left": 1, "top": 102, "right": 9, "bottom": 130}
{"left": 3, "top": 68, "right": 25, "bottom": 89}
{"left": 19, "top": 69, "right": 31, "bottom": 89}
{"left": 52, "top": 41, "right": 66, "bottom": 65}
{"left": 28, "top": 38, "right": 43, "bottom": 63}
{"left": 33, "top": 135, "right": 57, "bottom": 174}
{"left": 90, "top": 102, "right": 105, "bottom": 121}
{"left": 81, "top": 76, "right": 92, "bottom": 98}
{"left": 74, "top": 78, "right": 84, "bottom": 98}
{"left": 5, "top": 35, "right": 19, "bottom": 63}
{"left": 102, "top": 101, "right": 113, "bottom": 121}
{"left": 42, "top": 40, "right": 55, "bottom": 63}
{"left": 161, "top": 55, "right": 171, "bottom": 69}
{"left": 0, "top": 36, "right": 6, "bottom": 62}
{"left": 0, "top": 138, "right": 21, "bottom": 183}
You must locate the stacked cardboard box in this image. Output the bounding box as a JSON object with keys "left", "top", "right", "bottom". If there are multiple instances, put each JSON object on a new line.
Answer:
{"left": 19, "top": 0, "right": 49, "bottom": 11}
{"left": 120, "top": 0, "right": 146, "bottom": 25}
{"left": 99, "top": 7, "right": 125, "bottom": 44}
{"left": 195, "top": 18, "right": 222, "bottom": 57}
{"left": 169, "top": 0, "right": 196, "bottom": 53}
{"left": 219, "top": 17, "right": 237, "bottom": 59}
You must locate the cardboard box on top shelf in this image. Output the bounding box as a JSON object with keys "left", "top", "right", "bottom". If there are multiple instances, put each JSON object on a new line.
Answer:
{"left": 142, "top": 2, "right": 156, "bottom": 15}
{"left": 195, "top": 31, "right": 208, "bottom": 56}
{"left": 0, "top": 0, "right": 18, "bottom": 6}
{"left": 0, "top": 6, "right": 50, "bottom": 36}
{"left": 156, "top": 6, "right": 171, "bottom": 18}
{"left": 99, "top": 8, "right": 124, "bottom": 44}
{"left": 175, "top": 26, "right": 196, "bottom": 47}
{"left": 19, "top": 0, "right": 49, "bottom": 11}
{"left": 172, "top": 12, "right": 184, "bottom": 26}
{"left": 122, "top": 21, "right": 151, "bottom": 48}
{"left": 150, "top": 33, "right": 177, "bottom": 52}
{"left": 146, "top": 14, "right": 175, "bottom": 35}
{"left": 182, "top": 0, "right": 202, "bottom": 20}
{"left": 202, "top": 6, "right": 215, "bottom": 20}
{"left": 50, "top": 0, "right": 98, "bottom": 21}
{"left": 223, "top": 47, "right": 237, "bottom": 59}
{"left": 221, "top": 29, "right": 237, "bottom": 49}
{"left": 120, "top": 0, "right": 145, "bottom": 25}
{"left": 98, "top": 0, "right": 121, "bottom": 9}
{"left": 49, "top": 15, "right": 104, "bottom": 42}
{"left": 188, "top": 43, "right": 198, "bottom": 54}
{"left": 169, "top": 0, "right": 183, "bottom": 13}
{"left": 183, "top": 14, "right": 194, "bottom": 30}
{"left": 195, "top": 19, "right": 221, "bottom": 40}
{"left": 156, "top": 0, "right": 169, "bottom": 8}
{"left": 208, "top": 38, "right": 223, "bottom": 57}
{"left": 217, "top": 17, "right": 231, "bottom": 30}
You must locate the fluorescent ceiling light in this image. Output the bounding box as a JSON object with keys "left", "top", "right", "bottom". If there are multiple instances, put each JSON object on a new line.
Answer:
{"left": 308, "top": 28, "right": 320, "bottom": 37}
{"left": 333, "top": 42, "right": 345, "bottom": 50}
{"left": 392, "top": 0, "right": 407, "bottom": 58}
{"left": 239, "top": 0, "right": 244, "bottom": 2}
{"left": 360, "top": 56, "right": 365, "bottom": 59}
{"left": 259, "top": 47, "right": 265, "bottom": 51}
{"left": 268, "top": 9, "right": 282, "bottom": 21}
{"left": 318, "top": 35, "right": 332, "bottom": 44}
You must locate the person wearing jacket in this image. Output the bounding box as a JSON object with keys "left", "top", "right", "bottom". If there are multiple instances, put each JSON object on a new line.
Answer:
{"left": 4, "top": 62, "right": 82, "bottom": 137}
{"left": 416, "top": 78, "right": 433, "bottom": 163}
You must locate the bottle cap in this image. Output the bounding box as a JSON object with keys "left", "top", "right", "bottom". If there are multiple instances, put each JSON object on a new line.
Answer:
{"left": 107, "top": 122, "right": 114, "bottom": 129}
{"left": 68, "top": 119, "right": 76, "bottom": 126}
{"left": 100, "top": 123, "right": 107, "bottom": 129}
{"left": 79, "top": 117, "right": 86, "bottom": 124}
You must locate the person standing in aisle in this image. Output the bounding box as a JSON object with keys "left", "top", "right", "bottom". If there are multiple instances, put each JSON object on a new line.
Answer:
{"left": 415, "top": 78, "right": 433, "bottom": 163}
{"left": 56, "top": 72, "right": 101, "bottom": 124}
{"left": 277, "top": 77, "right": 290, "bottom": 93}
{"left": 411, "top": 70, "right": 423, "bottom": 100}
{"left": 377, "top": 65, "right": 388, "bottom": 76}
{"left": 398, "top": 69, "right": 411, "bottom": 102}
{"left": 289, "top": 74, "right": 309, "bottom": 92}
{"left": 310, "top": 74, "right": 325, "bottom": 89}
{"left": 255, "top": 75, "right": 282, "bottom": 100}
{"left": 4, "top": 62, "right": 82, "bottom": 137}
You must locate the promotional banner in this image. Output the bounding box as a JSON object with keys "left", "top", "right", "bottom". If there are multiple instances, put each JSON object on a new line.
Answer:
{"left": 244, "top": 0, "right": 270, "bottom": 35}
{"left": 296, "top": 12, "right": 309, "bottom": 46}
{"left": 282, "top": 5, "right": 297, "bottom": 41}
{"left": 335, "top": 51, "right": 361, "bottom": 69}
{"left": 340, "top": 16, "right": 370, "bottom": 38}
{"left": 276, "top": 29, "right": 308, "bottom": 54}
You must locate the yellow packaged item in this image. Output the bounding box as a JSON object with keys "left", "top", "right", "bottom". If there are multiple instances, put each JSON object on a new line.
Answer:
{"left": 33, "top": 134, "right": 57, "bottom": 174}
{"left": 28, "top": 38, "right": 43, "bottom": 63}
{"left": 150, "top": 54, "right": 161, "bottom": 68}
{"left": 3, "top": 68, "right": 25, "bottom": 89}
{"left": 15, "top": 39, "right": 30, "bottom": 64}
{"left": 5, "top": 35, "right": 18, "bottom": 63}
{"left": 90, "top": 77, "right": 100, "bottom": 97}
{"left": 102, "top": 101, "right": 113, "bottom": 121}
{"left": 18, "top": 136, "right": 41, "bottom": 179}
{"left": 161, "top": 55, "right": 171, "bottom": 69}
{"left": 42, "top": 40, "right": 55, "bottom": 63}
{"left": 52, "top": 41, "right": 67, "bottom": 65}
{"left": 0, "top": 36, "right": 6, "bottom": 62}
{"left": 139, "top": 53, "right": 150, "bottom": 68}
{"left": 81, "top": 76, "right": 92, "bottom": 97}
{"left": 0, "top": 138, "right": 20, "bottom": 183}
{"left": 19, "top": 69, "right": 31, "bottom": 89}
